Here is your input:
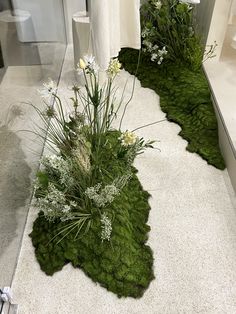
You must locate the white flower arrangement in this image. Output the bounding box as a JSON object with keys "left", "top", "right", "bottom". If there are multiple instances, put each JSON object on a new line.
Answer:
{"left": 36, "top": 183, "right": 74, "bottom": 222}
{"left": 33, "top": 54, "right": 157, "bottom": 243}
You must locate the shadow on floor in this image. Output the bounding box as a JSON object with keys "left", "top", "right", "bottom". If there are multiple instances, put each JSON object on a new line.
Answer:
{"left": 0, "top": 106, "right": 31, "bottom": 260}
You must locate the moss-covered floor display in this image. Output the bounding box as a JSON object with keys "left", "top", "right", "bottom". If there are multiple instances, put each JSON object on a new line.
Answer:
{"left": 119, "top": 49, "right": 225, "bottom": 170}
{"left": 30, "top": 59, "right": 155, "bottom": 298}
{"left": 30, "top": 170, "right": 154, "bottom": 298}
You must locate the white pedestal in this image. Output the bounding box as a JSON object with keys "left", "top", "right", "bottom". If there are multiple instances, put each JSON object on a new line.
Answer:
{"left": 72, "top": 11, "right": 91, "bottom": 69}
{"left": 0, "top": 10, "right": 35, "bottom": 66}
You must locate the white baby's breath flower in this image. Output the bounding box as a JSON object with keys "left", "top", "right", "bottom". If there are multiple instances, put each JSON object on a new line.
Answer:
{"left": 62, "top": 205, "right": 71, "bottom": 213}
{"left": 38, "top": 79, "right": 57, "bottom": 99}
{"left": 100, "top": 213, "right": 112, "bottom": 241}
{"left": 153, "top": 44, "right": 159, "bottom": 50}
{"left": 158, "top": 46, "right": 168, "bottom": 56}
{"left": 151, "top": 53, "right": 158, "bottom": 61}
{"left": 143, "top": 40, "right": 153, "bottom": 50}
{"left": 119, "top": 131, "right": 138, "bottom": 147}
{"left": 85, "top": 174, "right": 131, "bottom": 208}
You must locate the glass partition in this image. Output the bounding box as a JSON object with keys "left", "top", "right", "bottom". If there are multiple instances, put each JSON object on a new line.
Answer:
{"left": 0, "top": 0, "right": 67, "bottom": 286}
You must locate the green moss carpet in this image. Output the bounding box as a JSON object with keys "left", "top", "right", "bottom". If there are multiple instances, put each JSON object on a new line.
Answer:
{"left": 30, "top": 174, "right": 154, "bottom": 298}
{"left": 119, "top": 49, "right": 225, "bottom": 170}
{"left": 30, "top": 131, "right": 154, "bottom": 298}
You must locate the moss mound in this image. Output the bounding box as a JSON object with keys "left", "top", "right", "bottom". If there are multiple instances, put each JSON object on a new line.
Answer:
{"left": 119, "top": 49, "right": 225, "bottom": 170}
{"left": 30, "top": 170, "right": 154, "bottom": 298}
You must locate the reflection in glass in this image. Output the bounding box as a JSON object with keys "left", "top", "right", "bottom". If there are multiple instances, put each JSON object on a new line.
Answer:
{"left": 0, "top": 0, "right": 67, "bottom": 286}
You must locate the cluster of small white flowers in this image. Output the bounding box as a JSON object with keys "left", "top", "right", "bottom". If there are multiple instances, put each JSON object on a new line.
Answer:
{"left": 119, "top": 131, "right": 138, "bottom": 147}
{"left": 38, "top": 79, "right": 57, "bottom": 99}
{"left": 85, "top": 183, "right": 119, "bottom": 207}
{"left": 100, "top": 213, "right": 112, "bottom": 241}
{"left": 85, "top": 173, "right": 132, "bottom": 208}
{"left": 107, "top": 58, "right": 122, "bottom": 77}
{"left": 142, "top": 37, "right": 168, "bottom": 65}
{"left": 155, "top": 46, "right": 168, "bottom": 64}
{"left": 36, "top": 183, "right": 74, "bottom": 222}
{"left": 141, "top": 27, "right": 150, "bottom": 39}
{"left": 41, "top": 155, "right": 74, "bottom": 187}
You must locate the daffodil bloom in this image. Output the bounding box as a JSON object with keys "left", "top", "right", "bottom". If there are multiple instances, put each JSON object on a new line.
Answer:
{"left": 119, "top": 131, "right": 138, "bottom": 146}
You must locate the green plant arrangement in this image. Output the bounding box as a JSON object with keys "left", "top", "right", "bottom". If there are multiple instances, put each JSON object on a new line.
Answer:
{"left": 119, "top": 0, "right": 225, "bottom": 170}
{"left": 30, "top": 56, "right": 155, "bottom": 298}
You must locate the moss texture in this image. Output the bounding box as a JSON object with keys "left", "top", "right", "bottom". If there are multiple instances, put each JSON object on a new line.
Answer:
{"left": 119, "top": 49, "right": 225, "bottom": 170}
{"left": 30, "top": 174, "right": 154, "bottom": 298}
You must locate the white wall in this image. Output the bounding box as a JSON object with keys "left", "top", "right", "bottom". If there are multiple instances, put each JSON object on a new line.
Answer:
{"left": 64, "top": 0, "right": 86, "bottom": 43}
{"left": 206, "top": 0, "right": 232, "bottom": 60}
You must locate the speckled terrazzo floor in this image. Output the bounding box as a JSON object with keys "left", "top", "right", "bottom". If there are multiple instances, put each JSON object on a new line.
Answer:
{"left": 10, "top": 46, "right": 236, "bottom": 314}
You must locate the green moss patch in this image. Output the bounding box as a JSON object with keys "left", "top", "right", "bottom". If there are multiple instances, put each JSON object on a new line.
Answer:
{"left": 119, "top": 49, "right": 225, "bottom": 170}
{"left": 30, "top": 173, "right": 154, "bottom": 298}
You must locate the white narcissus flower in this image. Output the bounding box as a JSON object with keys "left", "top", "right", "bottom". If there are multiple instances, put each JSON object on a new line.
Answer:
{"left": 84, "top": 55, "right": 99, "bottom": 73}
{"left": 38, "top": 79, "right": 57, "bottom": 99}
{"left": 83, "top": 55, "right": 95, "bottom": 66}
{"left": 119, "top": 131, "right": 138, "bottom": 146}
